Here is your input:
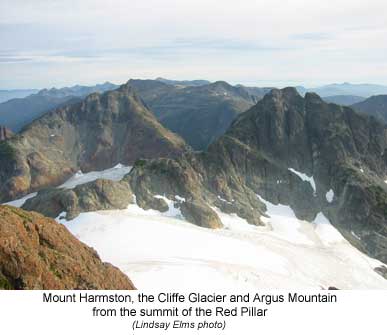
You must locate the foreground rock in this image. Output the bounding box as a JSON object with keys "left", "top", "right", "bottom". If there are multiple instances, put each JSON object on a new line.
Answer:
{"left": 0, "top": 83, "right": 187, "bottom": 202}
{"left": 0, "top": 205, "right": 135, "bottom": 289}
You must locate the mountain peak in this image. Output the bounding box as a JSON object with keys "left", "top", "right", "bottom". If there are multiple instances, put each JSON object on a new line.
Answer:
{"left": 263, "top": 87, "right": 302, "bottom": 103}
{"left": 0, "top": 83, "right": 187, "bottom": 202}
{"left": 305, "top": 91, "right": 324, "bottom": 103}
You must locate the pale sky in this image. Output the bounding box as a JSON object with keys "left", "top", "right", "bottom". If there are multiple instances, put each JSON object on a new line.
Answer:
{"left": 1, "top": 0, "right": 387, "bottom": 89}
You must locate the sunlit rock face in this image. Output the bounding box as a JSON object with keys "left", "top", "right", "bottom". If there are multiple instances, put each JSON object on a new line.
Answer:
{"left": 0, "top": 83, "right": 187, "bottom": 203}
{"left": 0, "top": 205, "right": 135, "bottom": 290}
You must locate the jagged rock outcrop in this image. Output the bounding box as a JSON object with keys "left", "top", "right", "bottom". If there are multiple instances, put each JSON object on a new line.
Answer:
{"left": 0, "top": 125, "right": 13, "bottom": 141}
{"left": 23, "top": 179, "right": 134, "bottom": 220}
{"left": 0, "top": 83, "right": 187, "bottom": 202}
{"left": 0, "top": 205, "right": 135, "bottom": 289}
{"left": 23, "top": 88, "right": 387, "bottom": 263}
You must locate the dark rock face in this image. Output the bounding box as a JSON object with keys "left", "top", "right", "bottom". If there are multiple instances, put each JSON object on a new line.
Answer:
{"left": 0, "top": 205, "right": 135, "bottom": 289}
{"left": 375, "top": 265, "right": 387, "bottom": 280}
{"left": 0, "top": 83, "right": 187, "bottom": 202}
{"left": 129, "top": 79, "right": 261, "bottom": 150}
{"left": 352, "top": 95, "right": 387, "bottom": 124}
{"left": 126, "top": 88, "right": 387, "bottom": 262}
{"left": 21, "top": 88, "right": 387, "bottom": 264}
{"left": 0, "top": 126, "right": 13, "bottom": 141}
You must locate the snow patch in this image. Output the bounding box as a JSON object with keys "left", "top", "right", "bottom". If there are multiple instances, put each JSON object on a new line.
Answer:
{"left": 325, "top": 189, "right": 334, "bottom": 203}
{"left": 4, "top": 192, "right": 37, "bottom": 207}
{"left": 174, "top": 195, "right": 186, "bottom": 203}
{"left": 58, "top": 164, "right": 132, "bottom": 189}
{"left": 288, "top": 168, "right": 316, "bottom": 193}
{"left": 217, "top": 195, "right": 234, "bottom": 204}
{"left": 154, "top": 195, "right": 184, "bottom": 218}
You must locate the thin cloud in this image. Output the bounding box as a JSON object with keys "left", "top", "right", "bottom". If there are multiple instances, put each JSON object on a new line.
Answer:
{"left": 1, "top": 0, "right": 387, "bottom": 88}
{"left": 290, "top": 32, "right": 334, "bottom": 41}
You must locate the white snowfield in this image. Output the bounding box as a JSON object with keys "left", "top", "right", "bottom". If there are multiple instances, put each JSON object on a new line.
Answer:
{"left": 4, "top": 165, "right": 387, "bottom": 289}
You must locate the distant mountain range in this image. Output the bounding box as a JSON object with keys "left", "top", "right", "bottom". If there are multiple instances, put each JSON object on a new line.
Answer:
{"left": 0, "top": 89, "right": 39, "bottom": 103}
{"left": 322, "top": 95, "right": 366, "bottom": 106}
{"left": 155, "top": 77, "right": 211, "bottom": 87}
{"left": 352, "top": 95, "right": 387, "bottom": 124}
{"left": 2, "top": 79, "right": 387, "bottom": 150}
{"left": 298, "top": 82, "right": 387, "bottom": 98}
{"left": 129, "top": 79, "right": 263, "bottom": 150}
{"left": 0, "top": 82, "right": 118, "bottom": 132}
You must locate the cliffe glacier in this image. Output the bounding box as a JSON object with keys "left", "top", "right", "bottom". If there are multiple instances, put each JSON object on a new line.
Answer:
{"left": 58, "top": 202, "right": 387, "bottom": 289}
{"left": 5, "top": 165, "right": 387, "bottom": 289}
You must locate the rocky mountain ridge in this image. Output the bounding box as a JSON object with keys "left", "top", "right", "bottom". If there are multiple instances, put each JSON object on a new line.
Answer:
{"left": 0, "top": 89, "right": 39, "bottom": 104}
{"left": 0, "top": 83, "right": 186, "bottom": 202}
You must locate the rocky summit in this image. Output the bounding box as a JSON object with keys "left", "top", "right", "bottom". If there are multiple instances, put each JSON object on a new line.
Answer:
{"left": 0, "top": 83, "right": 187, "bottom": 202}
{"left": 0, "top": 205, "right": 135, "bottom": 289}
